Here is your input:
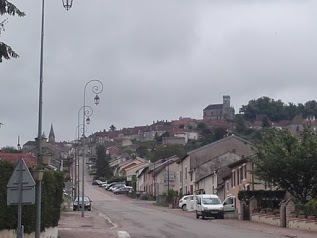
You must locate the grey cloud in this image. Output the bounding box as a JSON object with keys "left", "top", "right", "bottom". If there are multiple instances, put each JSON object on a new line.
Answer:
{"left": 2, "top": 0, "right": 317, "bottom": 146}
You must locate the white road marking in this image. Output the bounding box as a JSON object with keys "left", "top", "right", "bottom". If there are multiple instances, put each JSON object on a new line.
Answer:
{"left": 117, "top": 231, "right": 130, "bottom": 238}
{"left": 97, "top": 211, "right": 118, "bottom": 229}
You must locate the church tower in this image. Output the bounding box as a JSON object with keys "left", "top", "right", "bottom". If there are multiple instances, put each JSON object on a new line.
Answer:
{"left": 48, "top": 124, "right": 55, "bottom": 143}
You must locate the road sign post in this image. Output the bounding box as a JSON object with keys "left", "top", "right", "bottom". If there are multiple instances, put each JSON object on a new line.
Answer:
{"left": 7, "top": 159, "right": 36, "bottom": 238}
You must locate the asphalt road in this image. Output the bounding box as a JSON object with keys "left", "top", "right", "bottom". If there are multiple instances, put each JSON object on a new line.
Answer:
{"left": 59, "top": 157, "right": 315, "bottom": 238}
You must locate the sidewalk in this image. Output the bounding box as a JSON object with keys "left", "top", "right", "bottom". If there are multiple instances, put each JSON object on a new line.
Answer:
{"left": 135, "top": 201, "right": 317, "bottom": 238}
{"left": 58, "top": 209, "right": 117, "bottom": 238}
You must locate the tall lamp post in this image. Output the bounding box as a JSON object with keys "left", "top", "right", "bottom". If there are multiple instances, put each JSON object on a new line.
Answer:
{"left": 76, "top": 106, "right": 92, "bottom": 200}
{"left": 81, "top": 80, "right": 103, "bottom": 217}
{"left": 35, "top": 1, "right": 73, "bottom": 238}
{"left": 74, "top": 123, "right": 87, "bottom": 199}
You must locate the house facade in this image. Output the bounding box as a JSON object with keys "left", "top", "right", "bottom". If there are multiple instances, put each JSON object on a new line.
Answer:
{"left": 178, "top": 135, "right": 253, "bottom": 196}
{"left": 177, "top": 154, "right": 195, "bottom": 195}
{"left": 152, "top": 156, "right": 179, "bottom": 195}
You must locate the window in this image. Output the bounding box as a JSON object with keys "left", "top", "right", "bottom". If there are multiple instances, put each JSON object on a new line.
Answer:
{"left": 232, "top": 170, "right": 236, "bottom": 187}
{"left": 237, "top": 169, "right": 240, "bottom": 185}
{"left": 240, "top": 166, "right": 244, "bottom": 181}
{"left": 225, "top": 197, "right": 234, "bottom": 205}
{"left": 185, "top": 186, "right": 188, "bottom": 194}
{"left": 180, "top": 170, "right": 182, "bottom": 183}
{"left": 243, "top": 164, "right": 247, "bottom": 179}
{"left": 226, "top": 181, "right": 229, "bottom": 192}
{"left": 190, "top": 172, "right": 193, "bottom": 182}
{"left": 185, "top": 167, "right": 187, "bottom": 180}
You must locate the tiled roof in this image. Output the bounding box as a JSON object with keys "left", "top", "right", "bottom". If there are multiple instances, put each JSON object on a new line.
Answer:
{"left": 204, "top": 104, "right": 223, "bottom": 110}
{"left": 0, "top": 152, "right": 37, "bottom": 166}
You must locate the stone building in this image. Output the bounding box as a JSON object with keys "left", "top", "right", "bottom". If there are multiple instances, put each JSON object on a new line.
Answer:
{"left": 203, "top": 95, "right": 235, "bottom": 120}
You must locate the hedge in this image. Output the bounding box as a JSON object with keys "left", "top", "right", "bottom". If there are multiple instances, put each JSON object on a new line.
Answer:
{"left": 238, "top": 190, "right": 286, "bottom": 209}
{"left": 0, "top": 160, "right": 64, "bottom": 233}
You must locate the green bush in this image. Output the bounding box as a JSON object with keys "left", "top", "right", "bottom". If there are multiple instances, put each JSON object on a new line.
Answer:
{"left": 238, "top": 190, "right": 286, "bottom": 210}
{"left": 297, "top": 199, "right": 317, "bottom": 217}
{"left": 108, "top": 176, "right": 126, "bottom": 183}
{"left": 0, "top": 160, "right": 64, "bottom": 233}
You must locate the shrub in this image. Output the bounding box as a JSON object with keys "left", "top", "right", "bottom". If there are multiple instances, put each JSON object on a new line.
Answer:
{"left": 0, "top": 160, "right": 64, "bottom": 233}
{"left": 238, "top": 190, "right": 285, "bottom": 209}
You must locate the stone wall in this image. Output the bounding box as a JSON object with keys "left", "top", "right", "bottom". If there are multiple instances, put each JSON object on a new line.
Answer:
{"left": 0, "top": 227, "right": 58, "bottom": 238}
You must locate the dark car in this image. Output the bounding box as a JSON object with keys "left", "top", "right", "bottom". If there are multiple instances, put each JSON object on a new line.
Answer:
{"left": 73, "top": 196, "right": 92, "bottom": 211}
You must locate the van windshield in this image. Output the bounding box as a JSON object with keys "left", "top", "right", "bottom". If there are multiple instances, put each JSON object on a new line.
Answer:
{"left": 202, "top": 197, "right": 221, "bottom": 205}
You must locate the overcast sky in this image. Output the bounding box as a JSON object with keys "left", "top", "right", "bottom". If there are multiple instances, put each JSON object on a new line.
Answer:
{"left": 1, "top": 0, "right": 317, "bottom": 147}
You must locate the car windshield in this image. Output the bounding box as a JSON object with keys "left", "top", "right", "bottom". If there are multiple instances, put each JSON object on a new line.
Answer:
{"left": 75, "top": 197, "right": 90, "bottom": 202}
{"left": 202, "top": 198, "right": 221, "bottom": 205}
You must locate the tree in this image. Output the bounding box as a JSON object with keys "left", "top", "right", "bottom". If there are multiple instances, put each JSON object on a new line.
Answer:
{"left": 1, "top": 146, "right": 21, "bottom": 153}
{"left": 148, "top": 144, "right": 186, "bottom": 162}
{"left": 95, "top": 145, "right": 112, "bottom": 179}
{"left": 136, "top": 145, "right": 148, "bottom": 158}
{"left": 261, "top": 116, "right": 271, "bottom": 128}
{"left": 0, "top": 0, "right": 25, "bottom": 62}
{"left": 109, "top": 125, "right": 116, "bottom": 131}
{"left": 155, "top": 131, "right": 170, "bottom": 143}
{"left": 251, "top": 127, "right": 317, "bottom": 203}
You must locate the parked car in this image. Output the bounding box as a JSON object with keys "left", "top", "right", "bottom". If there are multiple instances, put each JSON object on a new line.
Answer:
{"left": 73, "top": 196, "right": 92, "bottom": 211}
{"left": 179, "top": 195, "right": 194, "bottom": 211}
{"left": 92, "top": 180, "right": 102, "bottom": 185}
{"left": 113, "top": 186, "right": 133, "bottom": 195}
{"left": 195, "top": 194, "right": 224, "bottom": 219}
{"left": 110, "top": 184, "right": 125, "bottom": 192}
{"left": 105, "top": 182, "right": 125, "bottom": 191}
{"left": 100, "top": 182, "right": 109, "bottom": 187}
{"left": 98, "top": 181, "right": 108, "bottom": 187}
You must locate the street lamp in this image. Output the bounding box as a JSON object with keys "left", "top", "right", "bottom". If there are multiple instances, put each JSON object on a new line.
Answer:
{"left": 81, "top": 79, "right": 103, "bottom": 217}
{"left": 35, "top": 1, "right": 73, "bottom": 238}
{"left": 62, "top": 0, "right": 73, "bottom": 11}
{"left": 75, "top": 106, "right": 92, "bottom": 200}
{"left": 74, "top": 123, "right": 87, "bottom": 199}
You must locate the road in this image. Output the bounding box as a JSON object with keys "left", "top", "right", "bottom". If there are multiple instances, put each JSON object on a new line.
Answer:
{"left": 59, "top": 158, "right": 316, "bottom": 238}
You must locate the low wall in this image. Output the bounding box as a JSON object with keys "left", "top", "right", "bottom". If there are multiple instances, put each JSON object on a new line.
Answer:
{"left": 225, "top": 211, "right": 238, "bottom": 219}
{"left": 0, "top": 227, "right": 58, "bottom": 238}
{"left": 288, "top": 218, "right": 317, "bottom": 232}
{"left": 251, "top": 214, "right": 281, "bottom": 226}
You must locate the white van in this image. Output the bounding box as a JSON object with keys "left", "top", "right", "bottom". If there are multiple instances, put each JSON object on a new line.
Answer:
{"left": 195, "top": 194, "right": 224, "bottom": 219}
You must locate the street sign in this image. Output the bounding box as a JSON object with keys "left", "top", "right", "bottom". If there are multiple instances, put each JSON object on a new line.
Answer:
{"left": 7, "top": 158, "right": 36, "bottom": 205}
{"left": 7, "top": 187, "right": 35, "bottom": 205}
{"left": 7, "top": 159, "right": 36, "bottom": 188}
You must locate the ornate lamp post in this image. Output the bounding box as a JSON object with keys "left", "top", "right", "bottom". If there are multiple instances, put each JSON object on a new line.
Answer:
{"left": 35, "top": 1, "right": 73, "bottom": 238}
{"left": 74, "top": 123, "right": 87, "bottom": 199}
{"left": 75, "top": 106, "right": 93, "bottom": 200}
{"left": 81, "top": 79, "right": 103, "bottom": 217}
{"left": 62, "top": 0, "right": 74, "bottom": 10}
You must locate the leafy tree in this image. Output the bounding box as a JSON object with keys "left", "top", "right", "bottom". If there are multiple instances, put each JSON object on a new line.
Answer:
{"left": 1, "top": 146, "right": 21, "bottom": 153}
{"left": 155, "top": 131, "right": 170, "bottom": 143}
{"left": 109, "top": 124, "right": 116, "bottom": 131}
{"left": 240, "top": 96, "right": 317, "bottom": 122}
{"left": 148, "top": 144, "right": 186, "bottom": 162}
{"left": 261, "top": 116, "right": 271, "bottom": 128}
{"left": 95, "top": 145, "right": 112, "bottom": 179}
{"left": 212, "top": 127, "right": 227, "bottom": 141}
{"left": 136, "top": 145, "right": 148, "bottom": 158}
{"left": 0, "top": 0, "right": 25, "bottom": 62}
{"left": 235, "top": 114, "right": 247, "bottom": 133}
{"left": 197, "top": 122, "right": 207, "bottom": 130}
{"left": 251, "top": 127, "right": 317, "bottom": 203}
